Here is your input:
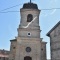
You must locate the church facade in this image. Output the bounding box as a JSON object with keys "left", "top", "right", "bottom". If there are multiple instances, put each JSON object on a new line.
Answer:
{"left": 9, "top": 2, "right": 47, "bottom": 60}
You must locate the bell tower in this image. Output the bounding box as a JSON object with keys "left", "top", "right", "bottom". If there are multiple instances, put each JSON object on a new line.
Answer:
{"left": 15, "top": 2, "right": 42, "bottom": 60}
{"left": 9, "top": 1, "right": 47, "bottom": 60}
{"left": 18, "top": 2, "right": 41, "bottom": 38}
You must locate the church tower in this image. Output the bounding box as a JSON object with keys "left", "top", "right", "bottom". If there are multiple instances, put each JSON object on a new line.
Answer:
{"left": 9, "top": 1, "right": 47, "bottom": 60}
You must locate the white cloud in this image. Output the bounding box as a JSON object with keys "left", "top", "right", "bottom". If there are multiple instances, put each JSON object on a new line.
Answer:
{"left": 50, "top": 0, "right": 58, "bottom": 4}
{"left": 55, "top": 0, "right": 58, "bottom": 2}
{"left": 44, "top": 14, "right": 48, "bottom": 17}
{"left": 50, "top": 9, "right": 56, "bottom": 15}
{"left": 50, "top": 0, "right": 53, "bottom": 3}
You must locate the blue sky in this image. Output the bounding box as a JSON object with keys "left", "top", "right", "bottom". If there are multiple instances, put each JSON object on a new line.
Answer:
{"left": 0, "top": 0, "right": 60, "bottom": 59}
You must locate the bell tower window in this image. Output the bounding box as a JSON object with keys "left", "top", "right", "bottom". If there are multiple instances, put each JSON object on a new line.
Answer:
{"left": 27, "top": 32, "right": 31, "bottom": 36}
{"left": 27, "top": 14, "right": 33, "bottom": 22}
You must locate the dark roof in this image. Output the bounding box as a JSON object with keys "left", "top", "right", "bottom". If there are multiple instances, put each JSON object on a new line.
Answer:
{"left": 22, "top": 3, "right": 38, "bottom": 9}
{"left": 10, "top": 39, "right": 17, "bottom": 42}
{"left": 0, "top": 49, "right": 9, "bottom": 55}
{"left": 47, "top": 21, "right": 60, "bottom": 37}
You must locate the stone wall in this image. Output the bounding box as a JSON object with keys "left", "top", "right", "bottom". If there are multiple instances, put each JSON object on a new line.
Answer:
{"left": 9, "top": 40, "right": 17, "bottom": 60}
{"left": 50, "top": 24, "right": 60, "bottom": 60}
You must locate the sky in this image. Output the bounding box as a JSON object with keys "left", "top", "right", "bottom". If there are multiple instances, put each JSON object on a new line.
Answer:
{"left": 0, "top": 0, "right": 60, "bottom": 59}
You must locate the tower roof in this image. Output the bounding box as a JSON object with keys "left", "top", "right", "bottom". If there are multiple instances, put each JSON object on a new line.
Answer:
{"left": 22, "top": 3, "right": 38, "bottom": 9}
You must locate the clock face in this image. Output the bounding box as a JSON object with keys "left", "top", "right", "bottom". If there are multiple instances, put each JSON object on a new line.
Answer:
{"left": 27, "top": 14, "right": 33, "bottom": 22}
{"left": 26, "top": 47, "right": 31, "bottom": 52}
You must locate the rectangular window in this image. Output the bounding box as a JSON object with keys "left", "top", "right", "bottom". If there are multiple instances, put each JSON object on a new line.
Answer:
{"left": 0, "top": 57, "right": 1, "bottom": 59}
{"left": 3, "top": 57, "right": 5, "bottom": 60}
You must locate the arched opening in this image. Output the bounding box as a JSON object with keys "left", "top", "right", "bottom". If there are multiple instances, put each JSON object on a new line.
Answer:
{"left": 24, "top": 56, "right": 32, "bottom": 60}
{"left": 27, "top": 14, "right": 33, "bottom": 22}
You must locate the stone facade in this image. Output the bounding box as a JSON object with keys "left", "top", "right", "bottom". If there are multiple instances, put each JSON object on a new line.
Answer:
{"left": 9, "top": 2, "right": 47, "bottom": 60}
{"left": 9, "top": 38, "right": 47, "bottom": 60}
{"left": 15, "top": 37, "right": 42, "bottom": 60}
{"left": 41, "top": 42, "right": 47, "bottom": 60}
{"left": 9, "top": 39, "right": 17, "bottom": 60}
{"left": 47, "top": 21, "right": 60, "bottom": 60}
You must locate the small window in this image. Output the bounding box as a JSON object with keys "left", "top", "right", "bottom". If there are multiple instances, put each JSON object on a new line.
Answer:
{"left": 3, "top": 57, "right": 5, "bottom": 60}
{"left": 41, "top": 48, "right": 43, "bottom": 50}
{"left": 27, "top": 14, "right": 33, "bottom": 22}
{"left": 26, "top": 47, "right": 31, "bottom": 52}
{"left": 13, "top": 47, "right": 15, "bottom": 49}
{"left": 0, "top": 57, "right": 1, "bottom": 59}
{"left": 27, "top": 32, "right": 31, "bottom": 36}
